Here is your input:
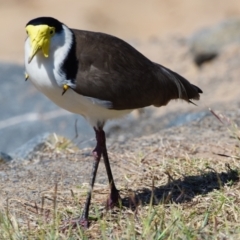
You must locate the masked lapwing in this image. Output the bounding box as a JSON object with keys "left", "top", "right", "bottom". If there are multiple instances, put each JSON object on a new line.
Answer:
{"left": 24, "top": 17, "right": 202, "bottom": 228}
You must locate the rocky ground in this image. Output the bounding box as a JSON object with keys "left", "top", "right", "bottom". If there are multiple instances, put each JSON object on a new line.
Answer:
{"left": 0, "top": 2, "right": 240, "bottom": 237}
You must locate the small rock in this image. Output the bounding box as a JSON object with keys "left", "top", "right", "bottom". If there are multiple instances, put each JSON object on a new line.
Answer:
{"left": 189, "top": 18, "right": 240, "bottom": 65}
{"left": 0, "top": 152, "right": 13, "bottom": 163}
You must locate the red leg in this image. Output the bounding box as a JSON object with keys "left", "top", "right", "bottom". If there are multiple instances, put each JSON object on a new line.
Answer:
{"left": 61, "top": 126, "right": 121, "bottom": 229}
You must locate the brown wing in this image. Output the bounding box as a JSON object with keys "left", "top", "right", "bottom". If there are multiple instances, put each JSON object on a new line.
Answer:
{"left": 71, "top": 29, "right": 202, "bottom": 110}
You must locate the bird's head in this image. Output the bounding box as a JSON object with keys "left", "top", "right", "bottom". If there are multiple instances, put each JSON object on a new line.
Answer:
{"left": 25, "top": 17, "right": 63, "bottom": 63}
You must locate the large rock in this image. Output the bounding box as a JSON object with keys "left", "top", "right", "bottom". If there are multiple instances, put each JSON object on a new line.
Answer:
{"left": 189, "top": 18, "right": 240, "bottom": 65}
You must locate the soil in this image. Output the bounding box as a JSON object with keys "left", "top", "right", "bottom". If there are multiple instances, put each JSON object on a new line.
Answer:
{"left": 1, "top": 0, "right": 240, "bottom": 63}
{"left": 0, "top": 1, "right": 240, "bottom": 234}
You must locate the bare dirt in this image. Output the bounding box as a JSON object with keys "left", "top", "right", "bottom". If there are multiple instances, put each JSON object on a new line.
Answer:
{"left": 0, "top": 1, "right": 240, "bottom": 237}
{"left": 1, "top": 0, "right": 240, "bottom": 64}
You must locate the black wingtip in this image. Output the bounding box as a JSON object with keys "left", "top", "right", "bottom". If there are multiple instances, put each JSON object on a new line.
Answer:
{"left": 197, "top": 87, "right": 203, "bottom": 94}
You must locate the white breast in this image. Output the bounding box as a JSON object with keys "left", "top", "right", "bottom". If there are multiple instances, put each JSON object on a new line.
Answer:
{"left": 24, "top": 28, "right": 132, "bottom": 126}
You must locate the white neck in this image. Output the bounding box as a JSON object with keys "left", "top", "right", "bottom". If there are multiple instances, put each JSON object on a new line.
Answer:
{"left": 51, "top": 24, "right": 73, "bottom": 85}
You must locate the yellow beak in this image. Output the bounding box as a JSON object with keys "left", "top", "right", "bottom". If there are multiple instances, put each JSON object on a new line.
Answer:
{"left": 26, "top": 24, "right": 53, "bottom": 63}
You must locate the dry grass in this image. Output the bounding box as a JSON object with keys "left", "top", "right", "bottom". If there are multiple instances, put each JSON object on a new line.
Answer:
{"left": 0, "top": 110, "right": 240, "bottom": 239}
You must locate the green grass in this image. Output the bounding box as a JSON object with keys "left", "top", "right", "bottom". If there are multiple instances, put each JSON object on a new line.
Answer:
{"left": 1, "top": 162, "right": 239, "bottom": 239}
{"left": 1, "top": 180, "right": 240, "bottom": 240}
{"left": 0, "top": 110, "right": 240, "bottom": 239}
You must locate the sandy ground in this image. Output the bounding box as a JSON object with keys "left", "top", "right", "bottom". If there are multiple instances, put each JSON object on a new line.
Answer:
{"left": 1, "top": 0, "right": 240, "bottom": 64}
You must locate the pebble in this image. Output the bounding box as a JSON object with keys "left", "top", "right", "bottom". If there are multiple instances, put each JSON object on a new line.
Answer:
{"left": 189, "top": 18, "right": 240, "bottom": 65}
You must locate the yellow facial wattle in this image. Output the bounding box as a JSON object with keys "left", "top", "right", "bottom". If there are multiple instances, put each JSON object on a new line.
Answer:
{"left": 26, "top": 24, "right": 55, "bottom": 63}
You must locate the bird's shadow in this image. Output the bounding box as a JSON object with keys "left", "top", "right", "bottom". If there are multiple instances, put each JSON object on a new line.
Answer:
{"left": 121, "top": 165, "right": 239, "bottom": 208}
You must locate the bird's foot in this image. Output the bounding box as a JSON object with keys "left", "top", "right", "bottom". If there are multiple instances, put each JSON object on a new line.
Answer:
{"left": 106, "top": 187, "right": 122, "bottom": 210}
{"left": 60, "top": 216, "right": 89, "bottom": 231}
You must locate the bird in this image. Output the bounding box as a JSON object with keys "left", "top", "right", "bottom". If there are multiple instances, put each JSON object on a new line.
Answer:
{"left": 24, "top": 17, "right": 202, "bottom": 228}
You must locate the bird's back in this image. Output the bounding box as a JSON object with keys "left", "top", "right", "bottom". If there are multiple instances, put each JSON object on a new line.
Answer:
{"left": 70, "top": 29, "right": 202, "bottom": 110}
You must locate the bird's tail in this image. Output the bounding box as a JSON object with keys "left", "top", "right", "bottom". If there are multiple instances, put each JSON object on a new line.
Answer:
{"left": 153, "top": 64, "right": 202, "bottom": 106}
